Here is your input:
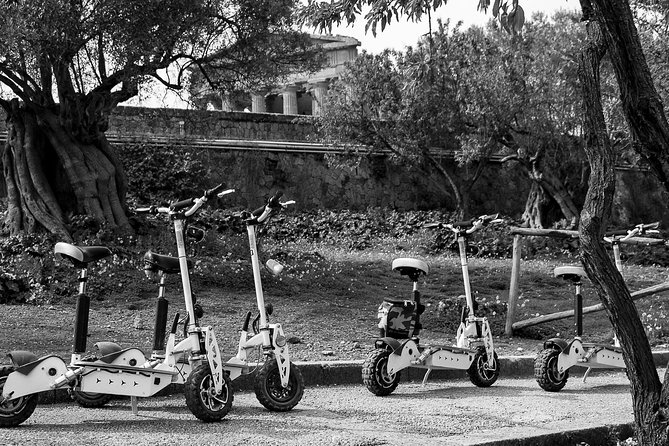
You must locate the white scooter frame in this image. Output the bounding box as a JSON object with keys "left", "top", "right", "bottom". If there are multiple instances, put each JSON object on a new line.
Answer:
{"left": 363, "top": 214, "right": 503, "bottom": 396}
{"left": 222, "top": 192, "right": 305, "bottom": 412}
{"left": 535, "top": 222, "right": 661, "bottom": 392}
{"left": 0, "top": 185, "right": 235, "bottom": 426}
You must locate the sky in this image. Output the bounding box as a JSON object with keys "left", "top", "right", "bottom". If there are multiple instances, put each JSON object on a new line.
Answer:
{"left": 327, "top": 0, "right": 582, "bottom": 54}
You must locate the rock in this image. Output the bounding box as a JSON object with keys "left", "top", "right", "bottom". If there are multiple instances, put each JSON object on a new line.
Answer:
{"left": 133, "top": 313, "right": 143, "bottom": 330}
{"left": 287, "top": 336, "right": 301, "bottom": 344}
{"left": 321, "top": 350, "right": 335, "bottom": 356}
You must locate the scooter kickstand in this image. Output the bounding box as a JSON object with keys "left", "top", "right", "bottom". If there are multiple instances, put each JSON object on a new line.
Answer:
{"left": 421, "top": 369, "right": 432, "bottom": 386}
{"left": 131, "top": 396, "right": 138, "bottom": 415}
{"left": 582, "top": 367, "right": 592, "bottom": 383}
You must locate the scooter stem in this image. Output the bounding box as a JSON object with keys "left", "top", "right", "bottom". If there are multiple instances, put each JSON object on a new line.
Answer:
{"left": 174, "top": 219, "right": 201, "bottom": 353}
{"left": 247, "top": 224, "right": 269, "bottom": 331}
{"left": 612, "top": 242, "right": 623, "bottom": 274}
{"left": 458, "top": 235, "right": 475, "bottom": 314}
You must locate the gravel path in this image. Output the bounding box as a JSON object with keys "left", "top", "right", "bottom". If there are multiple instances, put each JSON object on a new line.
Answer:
{"left": 0, "top": 371, "right": 634, "bottom": 446}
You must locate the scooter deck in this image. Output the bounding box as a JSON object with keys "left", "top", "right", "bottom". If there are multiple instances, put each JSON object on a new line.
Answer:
{"left": 421, "top": 344, "right": 473, "bottom": 354}
{"left": 72, "top": 361, "right": 178, "bottom": 375}
{"left": 581, "top": 343, "right": 622, "bottom": 354}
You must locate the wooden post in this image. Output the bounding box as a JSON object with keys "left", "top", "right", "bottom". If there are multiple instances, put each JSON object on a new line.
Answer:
{"left": 505, "top": 234, "right": 523, "bottom": 337}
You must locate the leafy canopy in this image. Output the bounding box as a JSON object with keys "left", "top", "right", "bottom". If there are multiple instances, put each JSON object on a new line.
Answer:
{"left": 0, "top": 0, "right": 320, "bottom": 112}
{"left": 297, "top": 0, "right": 525, "bottom": 35}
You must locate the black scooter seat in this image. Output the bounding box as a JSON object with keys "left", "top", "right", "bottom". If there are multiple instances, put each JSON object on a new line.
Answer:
{"left": 54, "top": 242, "right": 112, "bottom": 267}
{"left": 144, "top": 251, "right": 193, "bottom": 274}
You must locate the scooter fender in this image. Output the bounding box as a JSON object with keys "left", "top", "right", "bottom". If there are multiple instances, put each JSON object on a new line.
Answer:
{"left": 543, "top": 338, "right": 569, "bottom": 352}
{"left": 556, "top": 338, "right": 584, "bottom": 372}
{"left": 375, "top": 338, "right": 419, "bottom": 375}
{"left": 374, "top": 337, "right": 403, "bottom": 353}
{"left": 2, "top": 354, "right": 68, "bottom": 400}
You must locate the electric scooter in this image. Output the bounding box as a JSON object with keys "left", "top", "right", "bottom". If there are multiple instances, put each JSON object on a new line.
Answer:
{"left": 222, "top": 192, "right": 304, "bottom": 411}
{"left": 0, "top": 185, "right": 235, "bottom": 426}
{"left": 534, "top": 222, "right": 660, "bottom": 392}
{"left": 362, "top": 214, "right": 502, "bottom": 396}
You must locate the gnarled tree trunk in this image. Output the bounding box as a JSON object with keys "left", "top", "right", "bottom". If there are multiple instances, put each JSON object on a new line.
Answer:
{"left": 577, "top": 6, "right": 669, "bottom": 444}
{"left": 2, "top": 99, "right": 129, "bottom": 240}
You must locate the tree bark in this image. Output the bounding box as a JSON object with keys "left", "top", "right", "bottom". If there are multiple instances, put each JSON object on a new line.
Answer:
{"left": 2, "top": 99, "right": 130, "bottom": 239}
{"left": 502, "top": 152, "right": 580, "bottom": 228}
{"left": 521, "top": 181, "right": 547, "bottom": 228}
{"left": 592, "top": 0, "right": 669, "bottom": 194}
{"left": 577, "top": 11, "right": 669, "bottom": 444}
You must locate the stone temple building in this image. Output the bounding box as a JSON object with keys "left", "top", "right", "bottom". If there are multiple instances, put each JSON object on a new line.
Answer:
{"left": 200, "top": 35, "right": 361, "bottom": 116}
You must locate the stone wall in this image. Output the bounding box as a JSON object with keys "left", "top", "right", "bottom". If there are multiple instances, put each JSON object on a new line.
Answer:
{"left": 109, "top": 106, "right": 315, "bottom": 141}
{"left": 1, "top": 106, "right": 668, "bottom": 225}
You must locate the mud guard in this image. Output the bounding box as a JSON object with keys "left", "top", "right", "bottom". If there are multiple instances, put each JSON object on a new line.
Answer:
{"left": 2, "top": 355, "right": 69, "bottom": 400}
{"left": 95, "top": 341, "right": 123, "bottom": 357}
{"left": 7, "top": 351, "right": 39, "bottom": 368}
{"left": 376, "top": 338, "right": 420, "bottom": 375}
{"left": 543, "top": 338, "right": 569, "bottom": 352}
{"left": 374, "top": 337, "right": 406, "bottom": 353}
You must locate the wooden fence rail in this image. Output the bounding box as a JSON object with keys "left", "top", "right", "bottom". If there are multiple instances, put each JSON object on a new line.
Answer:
{"left": 504, "top": 227, "right": 666, "bottom": 336}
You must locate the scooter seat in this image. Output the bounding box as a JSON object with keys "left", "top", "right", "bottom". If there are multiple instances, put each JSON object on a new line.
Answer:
{"left": 54, "top": 242, "right": 112, "bottom": 267}
{"left": 143, "top": 250, "right": 193, "bottom": 274}
{"left": 392, "top": 258, "right": 429, "bottom": 279}
{"left": 554, "top": 265, "right": 586, "bottom": 282}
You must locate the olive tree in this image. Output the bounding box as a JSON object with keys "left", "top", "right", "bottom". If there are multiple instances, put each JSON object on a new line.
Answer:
{"left": 0, "top": 0, "right": 319, "bottom": 239}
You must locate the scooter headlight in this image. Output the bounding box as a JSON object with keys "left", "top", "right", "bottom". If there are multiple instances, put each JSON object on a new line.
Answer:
{"left": 275, "top": 334, "right": 287, "bottom": 347}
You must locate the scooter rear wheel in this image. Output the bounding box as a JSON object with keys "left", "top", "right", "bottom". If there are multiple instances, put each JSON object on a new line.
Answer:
{"left": 0, "top": 367, "right": 38, "bottom": 427}
{"left": 70, "top": 390, "right": 113, "bottom": 408}
{"left": 534, "top": 348, "right": 569, "bottom": 392}
{"left": 254, "top": 359, "right": 304, "bottom": 411}
{"left": 185, "top": 363, "right": 233, "bottom": 422}
{"left": 467, "top": 346, "right": 500, "bottom": 387}
{"left": 362, "top": 348, "right": 400, "bottom": 396}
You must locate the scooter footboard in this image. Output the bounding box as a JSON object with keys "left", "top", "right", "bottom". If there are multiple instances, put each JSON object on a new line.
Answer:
{"left": 2, "top": 355, "right": 68, "bottom": 400}
{"left": 78, "top": 367, "right": 175, "bottom": 397}
{"left": 425, "top": 348, "right": 474, "bottom": 370}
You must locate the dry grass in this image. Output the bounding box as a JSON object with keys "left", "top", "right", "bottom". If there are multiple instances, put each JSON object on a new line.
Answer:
{"left": 2, "top": 235, "right": 668, "bottom": 364}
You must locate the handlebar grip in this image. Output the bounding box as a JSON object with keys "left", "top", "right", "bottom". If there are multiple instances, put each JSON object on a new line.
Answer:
{"left": 251, "top": 205, "right": 266, "bottom": 217}
{"left": 251, "top": 191, "right": 284, "bottom": 217}
{"left": 170, "top": 198, "right": 195, "bottom": 211}
{"left": 605, "top": 228, "right": 629, "bottom": 237}
{"left": 451, "top": 218, "right": 476, "bottom": 228}
{"left": 205, "top": 183, "right": 226, "bottom": 199}
{"left": 134, "top": 206, "right": 154, "bottom": 214}
{"left": 641, "top": 222, "right": 660, "bottom": 230}
{"left": 267, "top": 191, "right": 284, "bottom": 208}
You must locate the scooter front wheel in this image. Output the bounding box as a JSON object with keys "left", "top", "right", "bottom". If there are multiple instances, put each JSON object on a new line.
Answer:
{"left": 70, "top": 389, "right": 113, "bottom": 408}
{"left": 362, "top": 348, "right": 400, "bottom": 396}
{"left": 534, "top": 348, "right": 569, "bottom": 392}
{"left": 185, "top": 363, "right": 234, "bottom": 422}
{"left": 467, "top": 346, "right": 500, "bottom": 387}
{"left": 254, "top": 359, "right": 304, "bottom": 411}
{"left": 0, "top": 367, "right": 38, "bottom": 427}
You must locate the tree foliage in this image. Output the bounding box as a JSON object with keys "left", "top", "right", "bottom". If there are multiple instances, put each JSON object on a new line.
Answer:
{"left": 316, "top": 16, "right": 590, "bottom": 224}
{"left": 0, "top": 0, "right": 321, "bottom": 238}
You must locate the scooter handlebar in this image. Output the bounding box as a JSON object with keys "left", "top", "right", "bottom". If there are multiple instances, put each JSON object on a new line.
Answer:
{"left": 247, "top": 192, "right": 294, "bottom": 224}
{"left": 604, "top": 221, "right": 661, "bottom": 243}
{"left": 133, "top": 205, "right": 170, "bottom": 215}
{"left": 170, "top": 198, "right": 195, "bottom": 211}
{"left": 424, "top": 214, "right": 502, "bottom": 233}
